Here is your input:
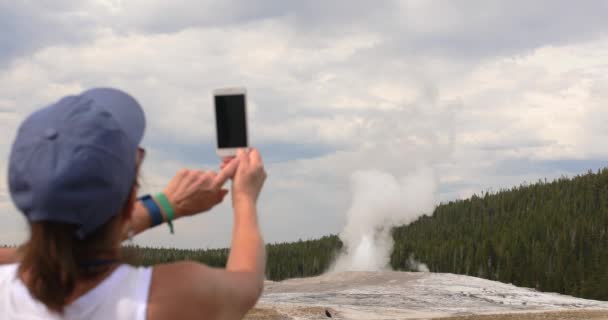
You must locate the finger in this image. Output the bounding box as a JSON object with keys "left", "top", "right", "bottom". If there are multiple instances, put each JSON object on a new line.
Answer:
{"left": 192, "top": 170, "right": 207, "bottom": 183}
{"left": 167, "top": 169, "right": 189, "bottom": 190}
{"left": 221, "top": 157, "right": 233, "bottom": 169}
{"left": 249, "top": 148, "right": 263, "bottom": 167}
{"left": 214, "top": 189, "right": 229, "bottom": 204}
{"left": 179, "top": 170, "right": 200, "bottom": 191}
{"left": 219, "top": 189, "right": 229, "bottom": 199}
{"left": 237, "top": 148, "right": 249, "bottom": 167}
{"left": 201, "top": 171, "right": 217, "bottom": 188}
{"left": 176, "top": 168, "right": 189, "bottom": 179}
{"left": 174, "top": 169, "right": 192, "bottom": 189}
{"left": 211, "top": 157, "right": 239, "bottom": 189}
{"left": 189, "top": 171, "right": 215, "bottom": 191}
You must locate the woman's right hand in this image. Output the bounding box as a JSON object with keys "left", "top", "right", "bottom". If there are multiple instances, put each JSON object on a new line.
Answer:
{"left": 231, "top": 148, "right": 266, "bottom": 207}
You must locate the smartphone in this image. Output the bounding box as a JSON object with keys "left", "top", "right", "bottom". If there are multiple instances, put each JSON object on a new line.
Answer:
{"left": 213, "top": 87, "right": 249, "bottom": 157}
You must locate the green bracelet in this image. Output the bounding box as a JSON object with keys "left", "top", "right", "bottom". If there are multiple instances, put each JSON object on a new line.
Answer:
{"left": 155, "top": 193, "right": 175, "bottom": 234}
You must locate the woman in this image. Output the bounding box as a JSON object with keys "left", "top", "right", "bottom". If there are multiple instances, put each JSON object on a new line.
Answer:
{"left": 0, "top": 88, "right": 267, "bottom": 319}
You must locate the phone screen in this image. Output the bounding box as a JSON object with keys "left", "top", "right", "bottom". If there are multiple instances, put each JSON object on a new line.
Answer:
{"left": 215, "top": 94, "right": 248, "bottom": 148}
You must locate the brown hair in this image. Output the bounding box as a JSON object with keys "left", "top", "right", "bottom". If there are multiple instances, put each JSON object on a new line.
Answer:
{"left": 17, "top": 170, "right": 140, "bottom": 313}
{"left": 18, "top": 213, "right": 124, "bottom": 313}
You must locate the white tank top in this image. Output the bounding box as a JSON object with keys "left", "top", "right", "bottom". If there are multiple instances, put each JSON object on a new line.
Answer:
{"left": 0, "top": 263, "right": 152, "bottom": 320}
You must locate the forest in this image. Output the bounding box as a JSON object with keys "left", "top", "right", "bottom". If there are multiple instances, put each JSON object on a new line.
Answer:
{"left": 130, "top": 234, "right": 342, "bottom": 281}
{"left": 392, "top": 168, "right": 608, "bottom": 300}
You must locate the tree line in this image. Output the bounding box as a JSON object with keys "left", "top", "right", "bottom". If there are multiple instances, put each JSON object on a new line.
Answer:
{"left": 129, "top": 235, "right": 342, "bottom": 281}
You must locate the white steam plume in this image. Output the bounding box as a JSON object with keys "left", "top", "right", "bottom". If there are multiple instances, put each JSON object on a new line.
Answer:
{"left": 331, "top": 167, "right": 437, "bottom": 272}
{"left": 408, "top": 254, "right": 430, "bottom": 272}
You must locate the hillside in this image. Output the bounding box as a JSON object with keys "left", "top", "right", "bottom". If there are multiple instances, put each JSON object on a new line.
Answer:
{"left": 392, "top": 168, "right": 608, "bottom": 300}
{"left": 132, "top": 168, "right": 608, "bottom": 300}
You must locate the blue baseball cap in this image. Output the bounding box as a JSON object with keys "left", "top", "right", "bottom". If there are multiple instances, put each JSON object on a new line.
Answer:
{"left": 8, "top": 88, "right": 146, "bottom": 239}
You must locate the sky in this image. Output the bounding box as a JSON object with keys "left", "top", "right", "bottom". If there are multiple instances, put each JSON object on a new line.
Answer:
{"left": 1, "top": 0, "right": 607, "bottom": 248}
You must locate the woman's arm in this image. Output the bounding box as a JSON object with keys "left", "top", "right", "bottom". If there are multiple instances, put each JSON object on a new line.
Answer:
{"left": 198, "top": 149, "right": 267, "bottom": 319}
{"left": 0, "top": 247, "right": 18, "bottom": 264}
{"left": 224, "top": 150, "right": 267, "bottom": 297}
{"left": 147, "top": 150, "right": 267, "bottom": 320}
{"left": 122, "top": 200, "right": 156, "bottom": 240}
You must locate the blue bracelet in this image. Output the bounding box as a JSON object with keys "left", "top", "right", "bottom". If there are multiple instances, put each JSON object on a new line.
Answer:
{"left": 139, "top": 194, "right": 164, "bottom": 227}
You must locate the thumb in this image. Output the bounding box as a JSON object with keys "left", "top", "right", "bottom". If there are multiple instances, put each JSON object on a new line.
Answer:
{"left": 218, "top": 189, "right": 229, "bottom": 201}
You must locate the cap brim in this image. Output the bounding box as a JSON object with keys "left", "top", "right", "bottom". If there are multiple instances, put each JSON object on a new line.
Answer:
{"left": 81, "top": 88, "right": 146, "bottom": 147}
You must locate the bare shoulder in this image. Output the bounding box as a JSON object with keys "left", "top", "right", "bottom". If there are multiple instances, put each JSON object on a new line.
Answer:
{"left": 0, "top": 248, "right": 19, "bottom": 264}
{"left": 146, "top": 262, "right": 262, "bottom": 320}
{"left": 146, "top": 262, "right": 219, "bottom": 320}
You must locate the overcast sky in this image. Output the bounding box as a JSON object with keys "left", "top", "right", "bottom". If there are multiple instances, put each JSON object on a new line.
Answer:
{"left": 1, "top": 0, "right": 608, "bottom": 248}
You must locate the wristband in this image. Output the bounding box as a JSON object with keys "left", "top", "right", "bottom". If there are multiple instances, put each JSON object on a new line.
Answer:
{"left": 155, "top": 193, "right": 175, "bottom": 234}
{"left": 138, "top": 195, "right": 164, "bottom": 227}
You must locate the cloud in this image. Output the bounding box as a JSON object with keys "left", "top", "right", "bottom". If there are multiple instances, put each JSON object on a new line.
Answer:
{"left": 0, "top": 1, "right": 102, "bottom": 67}
{"left": 0, "top": 155, "right": 28, "bottom": 246}
{"left": 5, "top": 1, "right": 608, "bottom": 66}
{"left": 392, "top": 1, "right": 608, "bottom": 59}
{"left": 104, "top": 0, "right": 608, "bottom": 61}
{"left": 1, "top": 2, "right": 608, "bottom": 248}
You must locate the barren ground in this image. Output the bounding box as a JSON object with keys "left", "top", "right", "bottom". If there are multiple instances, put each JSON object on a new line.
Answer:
{"left": 245, "top": 271, "right": 608, "bottom": 319}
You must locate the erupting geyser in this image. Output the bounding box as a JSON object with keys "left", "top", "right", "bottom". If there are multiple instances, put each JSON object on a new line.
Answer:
{"left": 331, "top": 168, "right": 437, "bottom": 272}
